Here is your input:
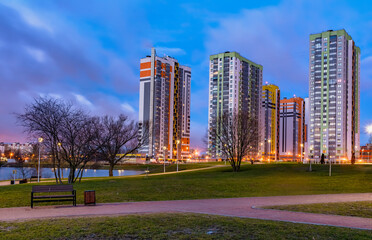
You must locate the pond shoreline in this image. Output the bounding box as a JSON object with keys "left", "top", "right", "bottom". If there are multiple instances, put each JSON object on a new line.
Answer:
{"left": 0, "top": 166, "right": 144, "bottom": 181}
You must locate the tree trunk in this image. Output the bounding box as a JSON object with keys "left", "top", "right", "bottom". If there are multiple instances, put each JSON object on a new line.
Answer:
{"left": 68, "top": 166, "right": 76, "bottom": 184}
{"left": 109, "top": 163, "right": 114, "bottom": 177}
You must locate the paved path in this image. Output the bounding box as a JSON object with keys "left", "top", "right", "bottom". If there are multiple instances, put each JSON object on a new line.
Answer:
{"left": 0, "top": 193, "right": 371, "bottom": 230}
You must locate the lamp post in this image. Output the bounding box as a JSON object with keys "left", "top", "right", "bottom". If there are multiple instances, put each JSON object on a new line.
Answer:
{"left": 300, "top": 144, "right": 304, "bottom": 163}
{"left": 163, "top": 146, "right": 167, "bottom": 173}
{"left": 176, "top": 140, "right": 180, "bottom": 172}
{"left": 57, "top": 142, "right": 62, "bottom": 179}
{"left": 38, "top": 137, "right": 44, "bottom": 183}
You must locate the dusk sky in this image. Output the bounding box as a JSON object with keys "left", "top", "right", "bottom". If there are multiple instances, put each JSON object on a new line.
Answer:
{"left": 1, "top": 0, "right": 372, "bottom": 148}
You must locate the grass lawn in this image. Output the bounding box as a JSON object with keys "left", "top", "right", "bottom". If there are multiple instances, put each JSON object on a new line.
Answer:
{"left": 0, "top": 213, "right": 371, "bottom": 240}
{"left": 0, "top": 164, "right": 371, "bottom": 208}
{"left": 109, "top": 162, "right": 222, "bottom": 173}
{"left": 264, "top": 201, "right": 372, "bottom": 218}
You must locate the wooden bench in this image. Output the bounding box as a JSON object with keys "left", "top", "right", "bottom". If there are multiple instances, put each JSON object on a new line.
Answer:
{"left": 31, "top": 185, "right": 76, "bottom": 208}
{"left": 29, "top": 176, "right": 40, "bottom": 182}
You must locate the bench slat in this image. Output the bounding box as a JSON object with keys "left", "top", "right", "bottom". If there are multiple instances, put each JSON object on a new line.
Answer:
{"left": 32, "top": 185, "right": 74, "bottom": 193}
{"left": 33, "top": 195, "right": 74, "bottom": 199}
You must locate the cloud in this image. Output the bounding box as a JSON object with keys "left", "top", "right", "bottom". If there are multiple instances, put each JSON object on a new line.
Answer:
{"left": 73, "top": 93, "right": 93, "bottom": 107}
{"left": 155, "top": 47, "right": 186, "bottom": 56}
{"left": 1, "top": 1, "right": 54, "bottom": 33}
{"left": 0, "top": 2, "right": 141, "bottom": 142}
{"left": 26, "top": 46, "right": 46, "bottom": 62}
{"left": 121, "top": 102, "right": 136, "bottom": 113}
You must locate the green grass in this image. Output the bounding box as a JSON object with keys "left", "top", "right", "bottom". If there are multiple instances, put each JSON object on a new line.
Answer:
{"left": 109, "top": 162, "right": 222, "bottom": 173}
{"left": 264, "top": 201, "right": 372, "bottom": 218}
{"left": 0, "top": 164, "right": 371, "bottom": 208}
{"left": 0, "top": 213, "right": 371, "bottom": 240}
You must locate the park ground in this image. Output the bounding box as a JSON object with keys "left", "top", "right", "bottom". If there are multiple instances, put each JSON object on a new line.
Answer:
{"left": 0, "top": 163, "right": 371, "bottom": 239}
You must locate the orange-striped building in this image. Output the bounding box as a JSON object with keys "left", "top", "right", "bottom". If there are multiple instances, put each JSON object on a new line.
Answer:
{"left": 139, "top": 48, "right": 191, "bottom": 160}
{"left": 279, "top": 97, "right": 305, "bottom": 162}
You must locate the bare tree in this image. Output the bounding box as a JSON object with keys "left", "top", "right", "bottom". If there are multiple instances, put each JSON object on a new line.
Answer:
{"left": 96, "top": 115, "right": 147, "bottom": 176}
{"left": 58, "top": 112, "right": 99, "bottom": 183}
{"left": 16, "top": 97, "right": 99, "bottom": 184}
{"left": 212, "top": 111, "right": 258, "bottom": 172}
{"left": 16, "top": 98, "right": 69, "bottom": 183}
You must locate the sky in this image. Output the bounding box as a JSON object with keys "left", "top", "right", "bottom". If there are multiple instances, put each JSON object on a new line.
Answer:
{"left": 0, "top": 0, "right": 372, "bottom": 148}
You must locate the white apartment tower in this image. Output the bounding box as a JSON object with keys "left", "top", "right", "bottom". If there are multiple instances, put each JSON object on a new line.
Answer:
{"left": 308, "top": 29, "right": 360, "bottom": 162}
{"left": 208, "top": 51, "right": 263, "bottom": 158}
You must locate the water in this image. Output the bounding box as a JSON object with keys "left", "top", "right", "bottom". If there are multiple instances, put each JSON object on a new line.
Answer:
{"left": 0, "top": 167, "right": 144, "bottom": 181}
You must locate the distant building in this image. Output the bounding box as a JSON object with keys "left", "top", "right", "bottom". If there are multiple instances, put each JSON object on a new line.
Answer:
{"left": 207, "top": 51, "right": 262, "bottom": 159}
{"left": 308, "top": 29, "right": 360, "bottom": 162}
{"left": 138, "top": 48, "right": 191, "bottom": 160}
{"left": 0, "top": 142, "right": 33, "bottom": 155}
{"left": 260, "top": 84, "right": 280, "bottom": 161}
{"left": 279, "top": 97, "right": 305, "bottom": 162}
{"left": 360, "top": 144, "right": 372, "bottom": 163}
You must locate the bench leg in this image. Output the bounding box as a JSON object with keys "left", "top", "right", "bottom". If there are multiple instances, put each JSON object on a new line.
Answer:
{"left": 73, "top": 190, "right": 76, "bottom": 206}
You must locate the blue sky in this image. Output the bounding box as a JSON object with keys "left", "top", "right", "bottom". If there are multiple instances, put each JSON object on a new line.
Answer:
{"left": 0, "top": 0, "right": 372, "bottom": 148}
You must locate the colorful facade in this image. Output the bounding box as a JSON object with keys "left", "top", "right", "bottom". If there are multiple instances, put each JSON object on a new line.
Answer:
{"left": 260, "top": 84, "right": 280, "bottom": 161}
{"left": 139, "top": 48, "right": 191, "bottom": 160}
{"left": 279, "top": 97, "right": 305, "bottom": 162}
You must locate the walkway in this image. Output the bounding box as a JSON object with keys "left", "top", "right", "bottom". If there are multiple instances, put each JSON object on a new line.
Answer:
{"left": 0, "top": 193, "right": 371, "bottom": 230}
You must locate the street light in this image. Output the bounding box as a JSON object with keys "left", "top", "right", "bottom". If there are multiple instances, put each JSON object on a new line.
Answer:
{"left": 163, "top": 146, "right": 167, "bottom": 173}
{"left": 57, "top": 142, "right": 63, "bottom": 179}
{"left": 176, "top": 140, "right": 180, "bottom": 172}
{"left": 300, "top": 143, "right": 304, "bottom": 163}
{"left": 38, "top": 137, "right": 44, "bottom": 183}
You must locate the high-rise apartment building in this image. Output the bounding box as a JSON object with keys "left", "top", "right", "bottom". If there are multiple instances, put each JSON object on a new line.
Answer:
{"left": 208, "top": 51, "right": 262, "bottom": 158}
{"left": 139, "top": 48, "right": 191, "bottom": 160}
{"left": 260, "top": 84, "right": 280, "bottom": 161}
{"left": 279, "top": 97, "right": 305, "bottom": 162}
{"left": 308, "top": 29, "right": 360, "bottom": 162}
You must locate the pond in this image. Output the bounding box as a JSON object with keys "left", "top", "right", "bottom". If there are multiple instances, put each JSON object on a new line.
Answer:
{"left": 0, "top": 167, "right": 144, "bottom": 181}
